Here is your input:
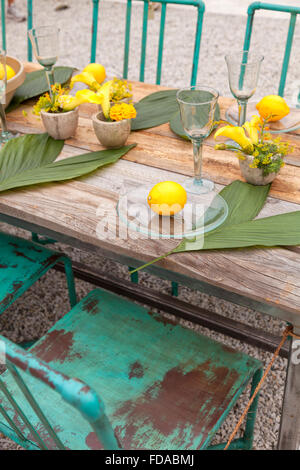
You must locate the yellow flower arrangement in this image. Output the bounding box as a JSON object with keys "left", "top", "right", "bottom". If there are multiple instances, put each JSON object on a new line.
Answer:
{"left": 214, "top": 115, "right": 293, "bottom": 176}
{"left": 109, "top": 103, "right": 137, "bottom": 122}
{"left": 33, "top": 84, "right": 104, "bottom": 115}
{"left": 70, "top": 67, "right": 134, "bottom": 121}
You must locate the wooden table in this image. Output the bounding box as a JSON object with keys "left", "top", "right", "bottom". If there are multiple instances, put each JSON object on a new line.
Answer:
{"left": 3, "top": 63, "right": 300, "bottom": 449}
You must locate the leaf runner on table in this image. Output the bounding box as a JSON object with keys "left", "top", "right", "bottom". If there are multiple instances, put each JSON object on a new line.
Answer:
{"left": 131, "top": 89, "right": 221, "bottom": 140}
{"left": 6, "top": 67, "right": 74, "bottom": 113}
{"left": 0, "top": 133, "right": 135, "bottom": 192}
{"left": 130, "top": 180, "right": 300, "bottom": 274}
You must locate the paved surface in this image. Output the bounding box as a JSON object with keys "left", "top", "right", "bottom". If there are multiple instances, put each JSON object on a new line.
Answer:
{"left": 1, "top": 0, "right": 299, "bottom": 450}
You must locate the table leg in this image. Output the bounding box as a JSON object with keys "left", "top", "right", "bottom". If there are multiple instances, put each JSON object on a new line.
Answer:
{"left": 278, "top": 327, "right": 300, "bottom": 450}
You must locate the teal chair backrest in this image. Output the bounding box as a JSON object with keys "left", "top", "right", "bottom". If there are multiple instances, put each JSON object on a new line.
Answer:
{"left": 243, "top": 2, "right": 300, "bottom": 97}
{"left": 91, "top": 0, "right": 205, "bottom": 85}
{"left": 0, "top": 335, "right": 118, "bottom": 450}
{"left": 1, "top": 0, "right": 33, "bottom": 61}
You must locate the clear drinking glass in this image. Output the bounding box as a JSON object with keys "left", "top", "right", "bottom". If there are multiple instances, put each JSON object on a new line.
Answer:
{"left": 225, "top": 51, "right": 264, "bottom": 126}
{"left": 28, "top": 26, "right": 59, "bottom": 97}
{"left": 176, "top": 86, "right": 219, "bottom": 194}
{"left": 0, "top": 49, "right": 18, "bottom": 143}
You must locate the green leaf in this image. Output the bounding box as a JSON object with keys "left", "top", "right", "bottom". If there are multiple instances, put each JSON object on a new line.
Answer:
{"left": 6, "top": 66, "right": 74, "bottom": 113}
{"left": 175, "top": 181, "right": 271, "bottom": 253}
{"left": 132, "top": 89, "right": 221, "bottom": 140}
{"left": 0, "top": 133, "right": 135, "bottom": 192}
{"left": 0, "top": 134, "right": 64, "bottom": 183}
{"left": 212, "top": 180, "right": 270, "bottom": 227}
{"left": 132, "top": 90, "right": 179, "bottom": 130}
{"left": 202, "top": 212, "right": 300, "bottom": 250}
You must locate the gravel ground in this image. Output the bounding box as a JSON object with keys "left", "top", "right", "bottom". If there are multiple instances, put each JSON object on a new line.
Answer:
{"left": 0, "top": 0, "right": 298, "bottom": 450}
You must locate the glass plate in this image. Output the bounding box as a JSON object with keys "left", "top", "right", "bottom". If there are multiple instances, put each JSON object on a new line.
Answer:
{"left": 117, "top": 184, "right": 228, "bottom": 239}
{"left": 226, "top": 102, "right": 300, "bottom": 134}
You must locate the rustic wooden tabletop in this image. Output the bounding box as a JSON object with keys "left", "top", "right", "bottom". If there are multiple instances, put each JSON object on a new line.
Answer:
{"left": 2, "top": 63, "right": 300, "bottom": 449}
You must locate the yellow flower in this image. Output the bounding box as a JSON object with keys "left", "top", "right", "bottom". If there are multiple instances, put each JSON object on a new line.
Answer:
{"left": 58, "top": 90, "right": 103, "bottom": 111}
{"left": 214, "top": 125, "right": 254, "bottom": 154}
{"left": 243, "top": 115, "right": 261, "bottom": 145}
{"left": 97, "top": 80, "right": 113, "bottom": 119}
{"left": 71, "top": 72, "right": 101, "bottom": 92}
{"left": 110, "top": 103, "right": 136, "bottom": 121}
{"left": 75, "top": 89, "right": 103, "bottom": 104}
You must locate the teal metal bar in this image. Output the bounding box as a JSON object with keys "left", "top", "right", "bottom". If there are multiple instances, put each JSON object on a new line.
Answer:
{"left": 244, "top": 2, "right": 300, "bottom": 98}
{"left": 249, "top": 1, "right": 300, "bottom": 15}
{"left": 0, "top": 402, "right": 27, "bottom": 441}
{"left": 123, "top": 0, "right": 132, "bottom": 79}
{"left": 91, "top": 0, "right": 100, "bottom": 62}
{"left": 27, "top": 0, "right": 33, "bottom": 62}
{"left": 129, "top": 266, "right": 138, "bottom": 284}
{"left": 91, "top": 0, "right": 204, "bottom": 84}
{"left": 243, "top": 368, "right": 263, "bottom": 449}
{"left": 190, "top": 2, "right": 204, "bottom": 86}
{"left": 156, "top": 2, "right": 167, "bottom": 85}
{"left": 279, "top": 12, "right": 297, "bottom": 97}
{"left": 171, "top": 281, "right": 178, "bottom": 297}
{"left": 140, "top": 1, "right": 149, "bottom": 82}
{"left": 0, "top": 378, "right": 48, "bottom": 449}
{"left": 7, "top": 363, "right": 66, "bottom": 450}
{"left": 1, "top": 0, "right": 6, "bottom": 52}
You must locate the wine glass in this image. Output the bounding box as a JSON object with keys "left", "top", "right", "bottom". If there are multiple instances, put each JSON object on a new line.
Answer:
{"left": 0, "top": 49, "right": 18, "bottom": 143}
{"left": 28, "top": 26, "right": 59, "bottom": 97}
{"left": 225, "top": 51, "right": 264, "bottom": 126}
{"left": 176, "top": 86, "right": 219, "bottom": 194}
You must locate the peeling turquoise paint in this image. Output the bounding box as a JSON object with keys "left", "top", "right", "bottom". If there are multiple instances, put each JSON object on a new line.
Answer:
{"left": 0, "top": 289, "right": 262, "bottom": 450}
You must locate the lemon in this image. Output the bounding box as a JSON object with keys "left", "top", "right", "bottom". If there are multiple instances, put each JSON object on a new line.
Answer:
{"left": 147, "top": 181, "right": 187, "bottom": 216}
{"left": 83, "top": 63, "right": 106, "bottom": 84}
{"left": 256, "top": 95, "right": 290, "bottom": 122}
{"left": 0, "top": 64, "right": 15, "bottom": 81}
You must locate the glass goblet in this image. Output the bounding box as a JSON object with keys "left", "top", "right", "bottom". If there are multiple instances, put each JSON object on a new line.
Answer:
{"left": 28, "top": 26, "right": 59, "bottom": 97}
{"left": 225, "top": 51, "right": 264, "bottom": 126}
{"left": 0, "top": 49, "right": 18, "bottom": 143}
{"left": 176, "top": 86, "right": 219, "bottom": 194}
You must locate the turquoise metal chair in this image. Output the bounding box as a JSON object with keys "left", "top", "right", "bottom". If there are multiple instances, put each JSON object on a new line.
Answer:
{"left": 91, "top": 0, "right": 205, "bottom": 86}
{"left": 1, "top": 0, "right": 33, "bottom": 61}
{"left": 0, "top": 231, "right": 76, "bottom": 315}
{"left": 0, "top": 289, "right": 262, "bottom": 450}
{"left": 243, "top": 2, "right": 300, "bottom": 97}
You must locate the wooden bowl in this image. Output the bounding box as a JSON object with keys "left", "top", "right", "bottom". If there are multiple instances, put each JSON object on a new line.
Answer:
{"left": 5, "top": 56, "right": 26, "bottom": 108}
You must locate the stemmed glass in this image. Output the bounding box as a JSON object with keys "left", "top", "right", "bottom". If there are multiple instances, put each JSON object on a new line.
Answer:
{"left": 176, "top": 86, "right": 219, "bottom": 194}
{"left": 0, "top": 49, "right": 17, "bottom": 143}
{"left": 28, "top": 26, "right": 59, "bottom": 97}
{"left": 225, "top": 51, "right": 264, "bottom": 126}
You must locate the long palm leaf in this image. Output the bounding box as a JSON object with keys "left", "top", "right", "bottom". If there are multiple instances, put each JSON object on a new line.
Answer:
{"left": 130, "top": 181, "right": 300, "bottom": 274}
{"left": 0, "top": 134, "right": 135, "bottom": 192}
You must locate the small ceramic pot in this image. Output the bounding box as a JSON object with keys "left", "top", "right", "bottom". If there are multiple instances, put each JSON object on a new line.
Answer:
{"left": 41, "top": 108, "right": 79, "bottom": 140}
{"left": 92, "top": 111, "right": 131, "bottom": 149}
{"left": 239, "top": 153, "right": 280, "bottom": 185}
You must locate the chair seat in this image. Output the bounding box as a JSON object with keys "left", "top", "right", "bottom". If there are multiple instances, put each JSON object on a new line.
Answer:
{"left": 0, "top": 289, "right": 261, "bottom": 450}
{"left": 0, "top": 232, "right": 63, "bottom": 313}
